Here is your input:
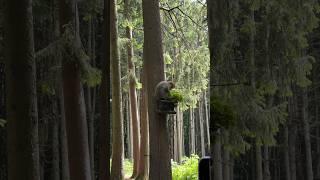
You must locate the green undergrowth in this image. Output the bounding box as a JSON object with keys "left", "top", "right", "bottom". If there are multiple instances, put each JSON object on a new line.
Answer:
{"left": 172, "top": 155, "right": 199, "bottom": 180}
{"left": 124, "top": 159, "right": 134, "bottom": 177}
{"left": 124, "top": 155, "right": 199, "bottom": 180}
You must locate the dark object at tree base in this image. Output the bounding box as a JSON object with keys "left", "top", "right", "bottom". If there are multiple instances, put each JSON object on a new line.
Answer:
{"left": 157, "top": 99, "right": 177, "bottom": 114}
{"left": 199, "top": 156, "right": 212, "bottom": 180}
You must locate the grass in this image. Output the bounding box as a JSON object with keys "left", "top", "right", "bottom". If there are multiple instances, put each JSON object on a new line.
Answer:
{"left": 123, "top": 155, "right": 199, "bottom": 180}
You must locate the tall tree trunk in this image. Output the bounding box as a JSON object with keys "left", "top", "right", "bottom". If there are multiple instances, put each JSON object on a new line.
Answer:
{"left": 199, "top": 100, "right": 205, "bottom": 156}
{"left": 263, "top": 146, "right": 271, "bottom": 180}
{"left": 123, "top": 0, "right": 140, "bottom": 177}
{"left": 302, "top": 88, "right": 313, "bottom": 180}
{"left": 230, "top": 156, "right": 234, "bottom": 180}
{"left": 51, "top": 2, "right": 61, "bottom": 180}
{"left": 4, "top": 0, "right": 40, "bottom": 178}
{"left": 99, "top": 0, "right": 111, "bottom": 178}
{"left": 207, "top": 0, "right": 229, "bottom": 177}
{"left": 213, "top": 132, "right": 223, "bottom": 180}
{"left": 59, "top": 82, "right": 70, "bottom": 180}
{"left": 190, "top": 108, "right": 195, "bottom": 154}
{"left": 176, "top": 107, "right": 183, "bottom": 162}
{"left": 289, "top": 123, "right": 297, "bottom": 180}
{"left": 59, "top": 0, "right": 92, "bottom": 179}
{"left": 315, "top": 84, "right": 320, "bottom": 180}
{"left": 316, "top": 126, "right": 320, "bottom": 179}
{"left": 284, "top": 124, "right": 291, "bottom": 180}
{"left": 85, "top": 19, "right": 95, "bottom": 177}
{"left": 110, "top": 0, "right": 124, "bottom": 178}
{"left": 223, "top": 142, "right": 230, "bottom": 180}
{"left": 256, "top": 143, "right": 263, "bottom": 180}
{"left": 136, "top": 66, "right": 149, "bottom": 180}
{"left": 142, "top": 0, "right": 171, "bottom": 178}
{"left": 54, "top": 1, "right": 70, "bottom": 178}
{"left": 126, "top": 94, "right": 133, "bottom": 159}
{"left": 204, "top": 91, "right": 210, "bottom": 152}
{"left": 51, "top": 104, "right": 60, "bottom": 180}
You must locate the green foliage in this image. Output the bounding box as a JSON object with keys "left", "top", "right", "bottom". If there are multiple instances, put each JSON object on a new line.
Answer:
{"left": 82, "top": 66, "right": 102, "bottom": 87}
{"left": 40, "top": 81, "right": 56, "bottom": 95}
{"left": 172, "top": 155, "right": 199, "bottom": 180}
{"left": 123, "top": 159, "right": 133, "bottom": 177}
{"left": 210, "top": 94, "right": 236, "bottom": 129}
{"left": 169, "top": 89, "right": 184, "bottom": 102}
{"left": 0, "top": 119, "right": 6, "bottom": 128}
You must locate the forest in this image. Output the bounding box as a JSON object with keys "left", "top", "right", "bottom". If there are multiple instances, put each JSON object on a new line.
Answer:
{"left": 1, "top": 0, "right": 320, "bottom": 180}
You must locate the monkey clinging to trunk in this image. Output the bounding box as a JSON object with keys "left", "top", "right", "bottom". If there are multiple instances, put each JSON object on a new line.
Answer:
{"left": 154, "top": 81, "right": 177, "bottom": 114}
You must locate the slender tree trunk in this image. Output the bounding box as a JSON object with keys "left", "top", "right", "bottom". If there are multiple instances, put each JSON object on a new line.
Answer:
{"left": 126, "top": 94, "right": 133, "bottom": 159}
{"left": 110, "top": 0, "right": 124, "bottom": 178}
{"left": 316, "top": 126, "right": 320, "bottom": 179}
{"left": 98, "top": 0, "right": 111, "bottom": 179}
{"left": 190, "top": 108, "right": 195, "bottom": 154}
{"left": 213, "top": 131, "right": 223, "bottom": 180}
{"left": 176, "top": 107, "right": 183, "bottom": 162}
{"left": 136, "top": 66, "right": 149, "bottom": 180}
{"left": 173, "top": 112, "right": 178, "bottom": 161}
{"left": 204, "top": 91, "right": 210, "bottom": 152}
{"left": 289, "top": 124, "right": 297, "bottom": 180}
{"left": 230, "top": 156, "right": 234, "bottom": 180}
{"left": 51, "top": 2, "right": 61, "bottom": 180}
{"left": 263, "top": 146, "right": 271, "bottom": 180}
{"left": 256, "top": 143, "right": 263, "bottom": 180}
{"left": 142, "top": 0, "right": 171, "bottom": 178}
{"left": 62, "top": 62, "right": 92, "bottom": 180}
{"left": 59, "top": 0, "right": 92, "bottom": 179}
{"left": 5, "top": 0, "right": 40, "bottom": 178}
{"left": 85, "top": 86, "right": 95, "bottom": 178}
{"left": 86, "top": 20, "right": 95, "bottom": 175}
{"left": 223, "top": 144, "right": 230, "bottom": 180}
{"left": 123, "top": 0, "right": 141, "bottom": 172}
{"left": 54, "top": 1, "right": 70, "bottom": 179}
{"left": 59, "top": 82, "right": 70, "bottom": 180}
{"left": 51, "top": 108, "right": 60, "bottom": 180}
{"left": 284, "top": 124, "right": 291, "bottom": 180}
{"left": 85, "top": 20, "right": 95, "bottom": 176}
{"left": 199, "top": 100, "right": 206, "bottom": 156}
{"left": 302, "top": 88, "right": 313, "bottom": 180}
{"left": 315, "top": 85, "right": 320, "bottom": 180}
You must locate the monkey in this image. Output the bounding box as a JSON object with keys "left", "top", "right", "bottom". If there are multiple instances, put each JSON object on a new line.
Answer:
{"left": 154, "top": 81, "right": 176, "bottom": 114}
{"left": 154, "top": 81, "right": 175, "bottom": 100}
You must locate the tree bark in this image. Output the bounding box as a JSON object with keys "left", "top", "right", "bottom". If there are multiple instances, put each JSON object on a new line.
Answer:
{"left": 213, "top": 131, "right": 223, "bottom": 180}
{"left": 4, "top": 0, "right": 41, "bottom": 179}
{"left": 199, "top": 100, "right": 206, "bottom": 156}
{"left": 302, "top": 88, "right": 313, "bottom": 180}
{"left": 85, "top": 19, "right": 95, "bottom": 177}
{"left": 59, "top": 0, "right": 92, "bottom": 179}
{"left": 190, "top": 108, "right": 195, "bottom": 154}
{"left": 59, "top": 82, "right": 70, "bottom": 180}
{"left": 289, "top": 124, "right": 297, "bottom": 180}
{"left": 263, "top": 145, "right": 271, "bottom": 180}
{"left": 256, "top": 143, "right": 263, "bottom": 180}
{"left": 204, "top": 91, "right": 210, "bottom": 152}
{"left": 98, "top": 0, "right": 111, "bottom": 178}
{"left": 110, "top": 0, "right": 124, "bottom": 178}
{"left": 124, "top": 0, "right": 140, "bottom": 175}
{"left": 51, "top": 109, "right": 60, "bottom": 180}
{"left": 136, "top": 66, "right": 149, "bottom": 180}
{"left": 223, "top": 145, "right": 230, "bottom": 180}
{"left": 142, "top": 0, "right": 171, "bottom": 178}
{"left": 284, "top": 124, "right": 291, "bottom": 180}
